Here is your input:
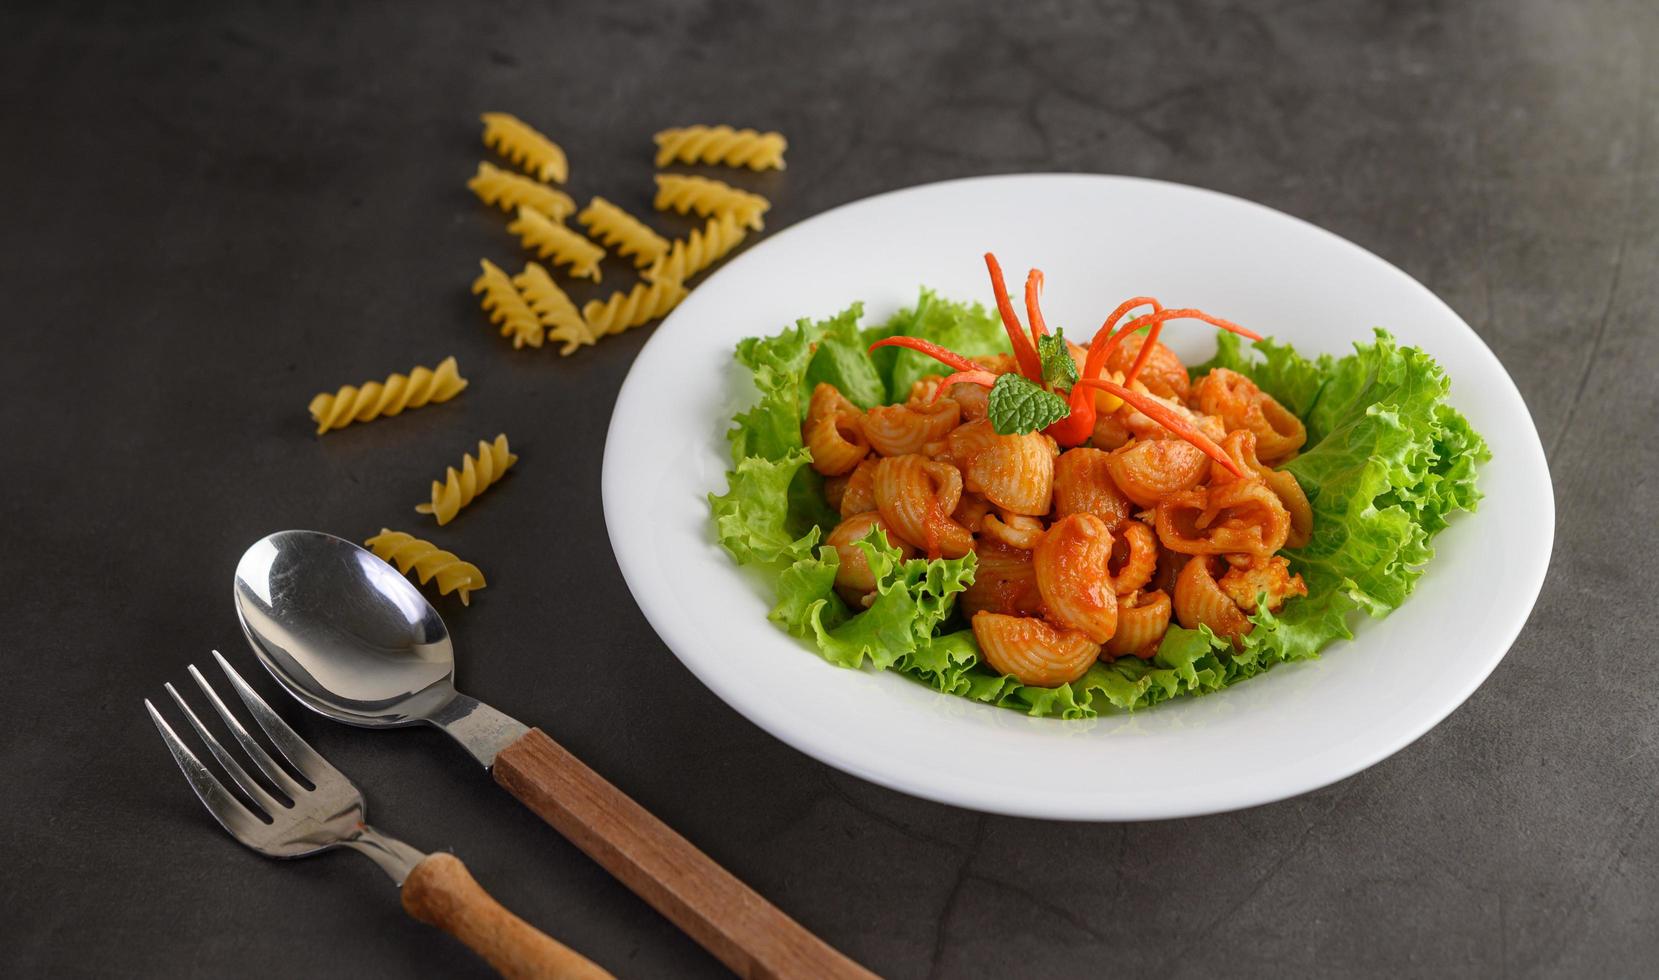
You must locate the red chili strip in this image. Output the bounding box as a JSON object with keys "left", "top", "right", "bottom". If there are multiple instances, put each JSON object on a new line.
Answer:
{"left": 1042, "top": 385, "right": 1097, "bottom": 448}
{"left": 867, "top": 336, "right": 981, "bottom": 373}
{"left": 1075, "top": 378, "right": 1245, "bottom": 477}
{"left": 1123, "top": 318, "right": 1166, "bottom": 388}
{"left": 1084, "top": 296, "right": 1162, "bottom": 381}
{"left": 983, "top": 253, "right": 1044, "bottom": 381}
{"left": 1025, "top": 269, "right": 1049, "bottom": 343}
{"left": 1091, "top": 307, "right": 1263, "bottom": 386}
{"left": 929, "top": 369, "right": 1000, "bottom": 403}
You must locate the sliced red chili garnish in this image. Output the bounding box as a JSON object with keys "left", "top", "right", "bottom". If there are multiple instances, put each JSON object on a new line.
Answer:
{"left": 929, "top": 369, "right": 1000, "bottom": 403}
{"left": 1075, "top": 378, "right": 1245, "bottom": 477}
{"left": 867, "top": 336, "right": 981, "bottom": 373}
{"left": 1025, "top": 269, "right": 1049, "bottom": 344}
{"left": 1084, "top": 296, "right": 1162, "bottom": 381}
{"left": 983, "top": 253, "right": 1044, "bottom": 381}
{"left": 1042, "top": 385, "right": 1097, "bottom": 448}
{"left": 1086, "top": 304, "right": 1263, "bottom": 384}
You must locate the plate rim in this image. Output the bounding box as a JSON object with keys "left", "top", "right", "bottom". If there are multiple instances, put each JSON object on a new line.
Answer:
{"left": 601, "top": 172, "right": 1554, "bottom": 820}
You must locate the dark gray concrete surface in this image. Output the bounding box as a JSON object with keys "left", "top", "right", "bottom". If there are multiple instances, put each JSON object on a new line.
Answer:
{"left": 2, "top": 1, "right": 1655, "bottom": 976}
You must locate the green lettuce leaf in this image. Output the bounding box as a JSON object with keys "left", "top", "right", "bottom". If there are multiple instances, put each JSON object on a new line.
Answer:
{"left": 802, "top": 303, "right": 886, "bottom": 411}
{"left": 863, "top": 288, "right": 1009, "bottom": 402}
{"left": 708, "top": 450, "right": 819, "bottom": 567}
{"left": 713, "top": 295, "right": 1486, "bottom": 719}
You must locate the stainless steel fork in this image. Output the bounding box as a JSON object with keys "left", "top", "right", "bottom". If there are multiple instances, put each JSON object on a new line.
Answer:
{"left": 147, "top": 651, "right": 611, "bottom": 980}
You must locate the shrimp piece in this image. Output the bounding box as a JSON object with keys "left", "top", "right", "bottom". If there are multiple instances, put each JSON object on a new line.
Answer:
{"left": 1217, "top": 555, "right": 1307, "bottom": 614}
{"left": 972, "top": 611, "right": 1101, "bottom": 687}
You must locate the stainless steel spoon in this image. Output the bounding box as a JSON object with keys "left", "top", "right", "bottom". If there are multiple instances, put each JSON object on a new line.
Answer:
{"left": 232, "top": 529, "right": 526, "bottom": 767}
{"left": 233, "top": 529, "right": 873, "bottom": 980}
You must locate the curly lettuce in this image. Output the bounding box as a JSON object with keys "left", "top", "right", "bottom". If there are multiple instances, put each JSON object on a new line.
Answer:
{"left": 709, "top": 291, "right": 1487, "bottom": 718}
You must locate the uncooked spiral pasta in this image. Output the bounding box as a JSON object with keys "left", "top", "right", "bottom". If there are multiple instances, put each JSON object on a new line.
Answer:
{"left": 653, "top": 125, "right": 787, "bottom": 170}
{"left": 581, "top": 278, "right": 688, "bottom": 337}
{"left": 652, "top": 175, "right": 770, "bottom": 231}
{"left": 308, "top": 356, "right": 467, "bottom": 435}
{"left": 467, "top": 161, "right": 575, "bottom": 220}
{"left": 415, "top": 433, "right": 517, "bottom": 525}
{"left": 472, "top": 259, "right": 543, "bottom": 349}
{"left": 481, "top": 112, "right": 568, "bottom": 183}
{"left": 364, "top": 529, "right": 487, "bottom": 605}
{"left": 576, "top": 197, "right": 670, "bottom": 269}
{"left": 512, "top": 261, "right": 596, "bottom": 356}
{"left": 507, "top": 206, "right": 605, "bottom": 281}
{"left": 643, "top": 212, "right": 747, "bottom": 284}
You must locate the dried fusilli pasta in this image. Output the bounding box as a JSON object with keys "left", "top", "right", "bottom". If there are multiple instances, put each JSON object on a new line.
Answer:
{"left": 653, "top": 125, "right": 787, "bottom": 170}
{"left": 577, "top": 197, "right": 671, "bottom": 269}
{"left": 643, "top": 212, "right": 747, "bottom": 284}
{"left": 364, "top": 529, "right": 487, "bottom": 605}
{"left": 512, "top": 262, "right": 597, "bottom": 355}
{"left": 507, "top": 206, "right": 604, "bottom": 281}
{"left": 308, "top": 356, "right": 468, "bottom": 435}
{"left": 416, "top": 433, "right": 517, "bottom": 525}
{"left": 653, "top": 174, "right": 769, "bottom": 231}
{"left": 481, "top": 112, "right": 568, "bottom": 183}
{"left": 472, "top": 259, "right": 543, "bottom": 349}
{"left": 468, "top": 161, "right": 575, "bottom": 220}
{"left": 582, "top": 278, "right": 689, "bottom": 337}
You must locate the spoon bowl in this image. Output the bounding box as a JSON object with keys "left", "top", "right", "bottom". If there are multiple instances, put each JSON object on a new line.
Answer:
{"left": 234, "top": 530, "right": 526, "bottom": 766}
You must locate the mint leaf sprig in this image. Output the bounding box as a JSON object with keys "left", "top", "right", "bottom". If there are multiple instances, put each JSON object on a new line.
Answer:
{"left": 987, "top": 373, "right": 1071, "bottom": 435}
{"left": 1036, "top": 329, "right": 1078, "bottom": 388}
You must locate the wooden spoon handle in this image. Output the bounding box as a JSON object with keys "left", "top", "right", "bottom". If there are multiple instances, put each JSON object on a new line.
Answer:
{"left": 401, "top": 852, "right": 612, "bottom": 980}
{"left": 494, "top": 728, "right": 875, "bottom": 979}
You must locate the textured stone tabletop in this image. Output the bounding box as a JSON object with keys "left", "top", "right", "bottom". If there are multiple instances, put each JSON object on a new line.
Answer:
{"left": 3, "top": 1, "right": 1656, "bottom": 976}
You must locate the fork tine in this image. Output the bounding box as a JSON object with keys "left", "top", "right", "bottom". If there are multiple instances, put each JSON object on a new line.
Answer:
{"left": 187, "top": 663, "right": 308, "bottom": 800}
{"left": 146, "top": 698, "right": 268, "bottom": 839}
{"left": 166, "top": 681, "right": 289, "bottom": 817}
{"left": 212, "top": 650, "right": 344, "bottom": 787}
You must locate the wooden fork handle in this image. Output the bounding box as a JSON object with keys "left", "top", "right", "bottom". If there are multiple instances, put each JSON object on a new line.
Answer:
{"left": 494, "top": 728, "right": 876, "bottom": 979}
{"left": 402, "top": 852, "right": 612, "bottom": 980}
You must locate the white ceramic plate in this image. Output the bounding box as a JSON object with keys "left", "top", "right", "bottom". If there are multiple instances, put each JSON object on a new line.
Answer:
{"left": 602, "top": 174, "right": 1552, "bottom": 821}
